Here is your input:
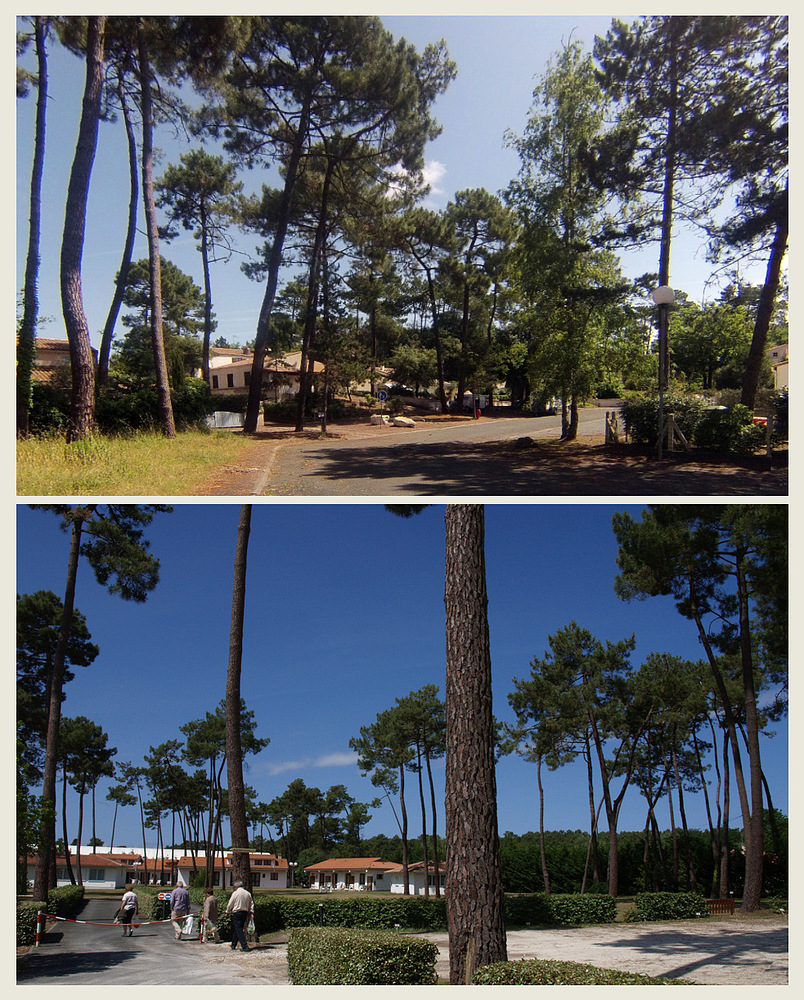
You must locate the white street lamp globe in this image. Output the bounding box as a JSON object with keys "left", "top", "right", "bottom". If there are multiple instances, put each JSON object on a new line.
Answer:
{"left": 651, "top": 285, "right": 675, "bottom": 305}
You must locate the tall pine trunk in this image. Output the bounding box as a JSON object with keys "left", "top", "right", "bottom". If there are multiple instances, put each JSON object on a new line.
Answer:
{"left": 98, "top": 75, "right": 138, "bottom": 386}
{"left": 18, "top": 16, "right": 48, "bottom": 436}
{"left": 138, "top": 25, "right": 175, "bottom": 438}
{"left": 33, "top": 515, "right": 85, "bottom": 903}
{"left": 61, "top": 17, "right": 105, "bottom": 443}
{"left": 244, "top": 94, "right": 312, "bottom": 433}
{"left": 226, "top": 505, "right": 253, "bottom": 890}
{"left": 444, "top": 505, "right": 507, "bottom": 983}
{"left": 740, "top": 191, "right": 788, "bottom": 410}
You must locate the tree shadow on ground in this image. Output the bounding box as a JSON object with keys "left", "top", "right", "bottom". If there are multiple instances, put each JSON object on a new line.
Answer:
{"left": 17, "top": 947, "right": 139, "bottom": 980}
{"left": 603, "top": 924, "right": 788, "bottom": 981}
{"left": 297, "top": 440, "right": 787, "bottom": 496}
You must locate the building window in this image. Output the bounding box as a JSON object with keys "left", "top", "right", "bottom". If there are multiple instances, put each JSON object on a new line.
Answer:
{"left": 270, "top": 872, "right": 278, "bottom": 881}
{"left": 212, "top": 375, "right": 219, "bottom": 389}
{"left": 87, "top": 869, "right": 104, "bottom": 881}
{"left": 244, "top": 371, "right": 250, "bottom": 386}
{"left": 227, "top": 373, "right": 234, "bottom": 388}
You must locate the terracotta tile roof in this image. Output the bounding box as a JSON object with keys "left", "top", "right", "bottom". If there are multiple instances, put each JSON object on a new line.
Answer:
{"left": 175, "top": 853, "right": 287, "bottom": 870}
{"left": 304, "top": 857, "right": 398, "bottom": 872}
{"left": 386, "top": 860, "right": 447, "bottom": 874}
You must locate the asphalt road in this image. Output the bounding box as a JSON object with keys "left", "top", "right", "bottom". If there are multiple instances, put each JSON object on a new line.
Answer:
{"left": 16, "top": 897, "right": 277, "bottom": 986}
{"left": 256, "top": 409, "right": 610, "bottom": 495}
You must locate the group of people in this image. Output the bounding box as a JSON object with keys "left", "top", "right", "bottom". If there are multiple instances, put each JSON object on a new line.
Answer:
{"left": 115, "top": 880, "right": 255, "bottom": 951}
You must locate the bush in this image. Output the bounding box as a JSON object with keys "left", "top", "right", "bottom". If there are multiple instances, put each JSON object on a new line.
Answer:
{"left": 47, "top": 884, "right": 85, "bottom": 917}
{"left": 472, "top": 958, "right": 683, "bottom": 985}
{"left": 94, "top": 379, "right": 214, "bottom": 433}
{"left": 287, "top": 926, "right": 438, "bottom": 985}
{"left": 29, "top": 383, "right": 70, "bottom": 433}
{"left": 691, "top": 404, "right": 763, "bottom": 454}
{"left": 16, "top": 901, "right": 41, "bottom": 946}
{"left": 634, "top": 892, "right": 708, "bottom": 922}
{"left": 504, "top": 893, "right": 616, "bottom": 927}
{"left": 277, "top": 894, "right": 447, "bottom": 931}
{"left": 17, "top": 884, "right": 86, "bottom": 947}
{"left": 621, "top": 393, "right": 708, "bottom": 445}
{"left": 771, "top": 388, "right": 788, "bottom": 444}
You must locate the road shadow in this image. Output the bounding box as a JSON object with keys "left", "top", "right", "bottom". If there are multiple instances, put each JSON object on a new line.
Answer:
{"left": 295, "top": 440, "right": 787, "bottom": 496}
{"left": 603, "top": 924, "right": 788, "bottom": 981}
{"left": 18, "top": 947, "right": 139, "bottom": 981}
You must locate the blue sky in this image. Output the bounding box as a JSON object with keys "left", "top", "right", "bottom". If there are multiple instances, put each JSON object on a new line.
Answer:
{"left": 15, "top": 10, "right": 769, "bottom": 355}
{"left": 15, "top": 502, "right": 788, "bottom": 851}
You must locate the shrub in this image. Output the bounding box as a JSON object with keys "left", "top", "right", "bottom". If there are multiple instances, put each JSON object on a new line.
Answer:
{"left": 29, "top": 383, "right": 70, "bottom": 433}
{"left": 691, "top": 404, "right": 763, "bottom": 454}
{"left": 17, "top": 885, "right": 86, "bottom": 947}
{"left": 287, "top": 926, "right": 438, "bottom": 985}
{"left": 634, "top": 892, "right": 708, "bottom": 922}
{"left": 93, "top": 378, "right": 213, "bottom": 433}
{"left": 504, "top": 893, "right": 616, "bottom": 927}
{"left": 47, "top": 884, "right": 85, "bottom": 917}
{"left": 621, "top": 393, "right": 708, "bottom": 445}
{"left": 771, "top": 388, "right": 788, "bottom": 444}
{"left": 278, "top": 894, "right": 446, "bottom": 931}
{"left": 16, "top": 901, "right": 41, "bottom": 947}
{"left": 472, "top": 958, "right": 683, "bottom": 985}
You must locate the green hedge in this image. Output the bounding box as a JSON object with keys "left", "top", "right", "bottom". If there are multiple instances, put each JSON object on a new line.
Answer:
{"left": 277, "top": 894, "right": 447, "bottom": 930}
{"left": 287, "top": 926, "right": 438, "bottom": 985}
{"left": 621, "top": 393, "right": 770, "bottom": 454}
{"left": 633, "top": 892, "right": 709, "bottom": 922}
{"left": 16, "top": 901, "right": 41, "bottom": 946}
{"left": 621, "top": 394, "right": 708, "bottom": 445}
{"left": 16, "top": 885, "right": 85, "bottom": 946}
{"left": 504, "top": 892, "right": 617, "bottom": 927}
{"left": 472, "top": 958, "right": 684, "bottom": 985}
{"left": 46, "top": 884, "right": 85, "bottom": 917}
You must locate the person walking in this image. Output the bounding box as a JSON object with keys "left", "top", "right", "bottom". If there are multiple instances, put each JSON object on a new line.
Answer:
{"left": 225, "top": 880, "right": 254, "bottom": 952}
{"left": 170, "top": 882, "right": 191, "bottom": 940}
{"left": 119, "top": 885, "right": 138, "bottom": 936}
{"left": 202, "top": 888, "right": 220, "bottom": 943}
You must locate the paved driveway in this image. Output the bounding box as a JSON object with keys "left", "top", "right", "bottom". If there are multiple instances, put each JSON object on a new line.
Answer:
{"left": 16, "top": 898, "right": 278, "bottom": 986}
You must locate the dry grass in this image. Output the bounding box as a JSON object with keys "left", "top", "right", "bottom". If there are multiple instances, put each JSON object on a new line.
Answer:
{"left": 16, "top": 429, "right": 256, "bottom": 496}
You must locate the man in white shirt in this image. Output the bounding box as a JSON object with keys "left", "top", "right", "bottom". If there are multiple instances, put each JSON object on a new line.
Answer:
{"left": 225, "top": 881, "right": 254, "bottom": 952}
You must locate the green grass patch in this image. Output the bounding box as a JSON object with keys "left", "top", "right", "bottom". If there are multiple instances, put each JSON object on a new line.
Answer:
{"left": 16, "top": 429, "right": 254, "bottom": 495}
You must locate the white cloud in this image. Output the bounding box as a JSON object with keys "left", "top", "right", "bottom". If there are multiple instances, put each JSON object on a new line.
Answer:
{"left": 264, "top": 751, "right": 358, "bottom": 777}
{"left": 422, "top": 159, "right": 447, "bottom": 195}
{"left": 383, "top": 158, "right": 447, "bottom": 201}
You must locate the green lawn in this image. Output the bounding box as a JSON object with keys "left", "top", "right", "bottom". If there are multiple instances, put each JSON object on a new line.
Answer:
{"left": 16, "top": 429, "right": 254, "bottom": 496}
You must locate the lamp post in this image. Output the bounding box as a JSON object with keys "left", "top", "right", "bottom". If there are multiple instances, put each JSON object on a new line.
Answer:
{"left": 651, "top": 285, "right": 675, "bottom": 458}
{"left": 289, "top": 860, "right": 297, "bottom": 889}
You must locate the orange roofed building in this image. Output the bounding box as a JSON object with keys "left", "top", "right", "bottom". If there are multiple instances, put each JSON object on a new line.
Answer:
{"left": 304, "top": 857, "right": 398, "bottom": 892}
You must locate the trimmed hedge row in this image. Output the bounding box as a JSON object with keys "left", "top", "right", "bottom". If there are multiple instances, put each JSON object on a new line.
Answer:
{"left": 16, "top": 885, "right": 86, "bottom": 946}
{"left": 287, "top": 926, "right": 439, "bottom": 985}
{"left": 505, "top": 892, "right": 617, "bottom": 927}
{"left": 633, "top": 892, "right": 710, "bottom": 922}
{"left": 472, "top": 958, "right": 684, "bottom": 986}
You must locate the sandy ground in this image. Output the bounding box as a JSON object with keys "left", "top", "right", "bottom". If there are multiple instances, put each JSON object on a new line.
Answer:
{"left": 192, "top": 916, "right": 788, "bottom": 986}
